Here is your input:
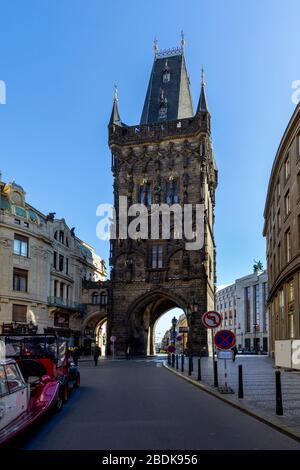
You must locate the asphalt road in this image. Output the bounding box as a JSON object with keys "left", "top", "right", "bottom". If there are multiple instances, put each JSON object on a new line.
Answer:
{"left": 9, "top": 357, "right": 300, "bottom": 450}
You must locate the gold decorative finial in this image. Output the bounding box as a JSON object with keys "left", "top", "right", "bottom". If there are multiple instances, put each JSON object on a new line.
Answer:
{"left": 154, "top": 36, "right": 158, "bottom": 58}
{"left": 201, "top": 67, "right": 206, "bottom": 87}
{"left": 181, "top": 30, "right": 185, "bottom": 51}
{"left": 114, "top": 82, "right": 118, "bottom": 102}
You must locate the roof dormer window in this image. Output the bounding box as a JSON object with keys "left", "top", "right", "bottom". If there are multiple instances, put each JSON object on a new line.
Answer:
{"left": 162, "top": 69, "right": 170, "bottom": 83}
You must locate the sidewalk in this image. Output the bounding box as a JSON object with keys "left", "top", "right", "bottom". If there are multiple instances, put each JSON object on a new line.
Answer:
{"left": 165, "top": 355, "right": 300, "bottom": 440}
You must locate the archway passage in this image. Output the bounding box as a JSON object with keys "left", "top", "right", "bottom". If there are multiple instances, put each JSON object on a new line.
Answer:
{"left": 108, "top": 289, "right": 208, "bottom": 357}
{"left": 154, "top": 307, "right": 187, "bottom": 355}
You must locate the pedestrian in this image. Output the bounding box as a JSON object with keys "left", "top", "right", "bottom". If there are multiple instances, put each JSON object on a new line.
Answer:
{"left": 94, "top": 345, "right": 101, "bottom": 366}
{"left": 72, "top": 346, "right": 80, "bottom": 366}
{"left": 232, "top": 345, "right": 238, "bottom": 362}
{"left": 126, "top": 344, "right": 130, "bottom": 360}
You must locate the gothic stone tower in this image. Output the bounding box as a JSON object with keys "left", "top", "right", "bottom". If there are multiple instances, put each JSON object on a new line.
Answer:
{"left": 107, "top": 38, "right": 217, "bottom": 356}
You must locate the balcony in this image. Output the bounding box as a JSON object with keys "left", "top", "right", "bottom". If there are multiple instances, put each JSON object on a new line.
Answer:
{"left": 47, "top": 296, "right": 86, "bottom": 313}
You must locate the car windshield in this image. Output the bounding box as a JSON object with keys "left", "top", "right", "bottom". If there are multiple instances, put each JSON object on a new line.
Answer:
{"left": 0, "top": 336, "right": 58, "bottom": 361}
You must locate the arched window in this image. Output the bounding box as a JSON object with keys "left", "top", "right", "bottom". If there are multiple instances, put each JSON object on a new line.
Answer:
{"left": 59, "top": 231, "right": 64, "bottom": 244}
{"left": 66, "top": 237, "right": 69, "bottom": 247}
{"left": 92, "top": 292, "right": 99, "bottom": 305}
{"left": 100, "top": 291, "right": 108, "bottom": 305}
{"left": 54, "top": 231, "right": 58, "bottom": 240}
{"left": 162, "top": 69, "right": 170, "bottom": 83}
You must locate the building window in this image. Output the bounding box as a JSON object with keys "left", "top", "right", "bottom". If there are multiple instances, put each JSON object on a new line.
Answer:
{"left": 13, "top": 268, "right": 28, "bottom": 292}
{"left": 59, "top": 231, "right": 64, "bottom": 244}
{"left": 14, "top": 219, "right": 21, "bottom": 225}
{"left": 276, "top": 179, "right": 281, "bottom": 200}
{"left": 66, "top": 258, "right": 69, "bottom": 275}
{"left": 285, "top": 154, "right": 290, "bottom": 180}
{"left": 54, "top": 280, "right": 58, "bottom": 297}
{"left": 253, "top": 284, "right": 260, "bottom": 331}
{"left": 60, "top": 283, "right": 64, "bottom": 299}
{"left": 92, "top": 292, "right": 99, "bottom": 305}
{"left": 13, "top": 234, "right": 28, "bottom": 257}
{"left": 151, "top": 245, "right": 163, "bottom": 269}
{"left": 162, "top": 69, "right": 170, "bottom": 83}
{"left": 277, "top": 209, "right": 281, "bottom": 232}
{"left": 54, "top": 231, "right": 58, "bottom": 240}
{"left": 53, "top": 251, "right": 57, "bottom": 269}
{"left": 100, "top": 291, "right": 108, "bottom": 305}
{"left": 12, "top": 304, "right": 27, "bottom": 323}
{"left": 59, "top": 254, "right": 64, "bottom": 272}
{"left": 165, "top": 180, "right": 179, "bottom": 204}
{"left": 245, "top": 287, "right": 251, "bottom": 333}
{"left": 284, "top": 191, "right": 290, "bottom": 216}
{"left": 297, "top": 134, "right": 300, "bottom": 159}
{"left": 66, "top": 285, "right": 70, "bottom": 300}
{"left": 285, "top": 229, "right": 291, "bottom": 263}
{"left": 54, "top": 312, "right": 69, "bottom": 328}
{"left": 278, "top": 243, "right": 281, "bottom": 272}
{"left": 139, "top": 183, "right": 152, "bottom": 206}
{"left": 298, "top": 172, "right": 300, "bottom": 199}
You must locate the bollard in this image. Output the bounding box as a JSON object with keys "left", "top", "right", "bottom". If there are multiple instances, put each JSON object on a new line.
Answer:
{"left": 167, "top": 353, "right": 171, "bottom": 366}
{"left": 197, "top": 358, "right": 202, "bottom": 381}
{"left": 238, "top": 364, "right": 244, "bottom": 399}
{"left": 213, "top": 360, "right": 218, "bottom": 387}
{"left": 181, "top": 354, "right": 184, "bottom": 373}
{"left": 275, "top": 370, "right": 283, "bottom": 415}
{"left": 176, "top": 354, "right": 179, "bottom": 370}
{"left": 171, "top": 353, "right": 175, "bottom": 368}
{"left": 188, "top": 356, "right": 192, "bottom": 376}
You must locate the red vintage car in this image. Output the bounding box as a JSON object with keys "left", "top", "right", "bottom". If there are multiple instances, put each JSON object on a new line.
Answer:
{"left": 0, "top": 334, "right": 80, "bottom": 446}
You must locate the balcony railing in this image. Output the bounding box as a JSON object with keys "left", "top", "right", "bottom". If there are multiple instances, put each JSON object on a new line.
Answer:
{"left": 47, "top": 296, "right": 86, "bottom": 313}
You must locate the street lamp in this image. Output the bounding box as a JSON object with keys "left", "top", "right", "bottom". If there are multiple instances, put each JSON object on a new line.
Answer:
{"left": 186, "top": 299, "right": 198, "bottom": 357}
{"left": 171, "top": 316, "right": 178, "bottom": 347}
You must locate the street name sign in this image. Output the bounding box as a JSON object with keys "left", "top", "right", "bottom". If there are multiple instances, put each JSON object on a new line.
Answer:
{"left": 214, "top": 330, "right": 236, "bottom": 350}
{"left": 202, "top": 311, "right": 222, "bottom": 329}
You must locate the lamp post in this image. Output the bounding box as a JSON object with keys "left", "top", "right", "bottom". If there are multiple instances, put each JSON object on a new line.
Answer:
{"left": 186, "top": 299, "right": 198, "bottom": 357}
{"left": 171, "top": 316, "right": 178, "bottom": 347}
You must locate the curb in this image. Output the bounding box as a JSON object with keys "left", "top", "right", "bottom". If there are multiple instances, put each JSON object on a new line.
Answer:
{"left": 163, "top": 361, "right": 300, "bottom": 443}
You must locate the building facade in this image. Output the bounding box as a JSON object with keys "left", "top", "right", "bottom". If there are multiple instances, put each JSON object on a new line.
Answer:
{"left": 263, "top": 103, "right": 300, "bottom": 356}
{"left": 216, "top": 269, "right": 268, "bottom": 352}
{"left": 107, "top": 38, "right": 218, "bottom": 356}
{"left": 0, "top": 178, "right": 107, "bottom": 345}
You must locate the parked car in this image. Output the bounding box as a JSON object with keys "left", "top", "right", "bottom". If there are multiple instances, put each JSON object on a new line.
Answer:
{"left": 0, "top": 334, "right": 80, "bottom": 446}
{"left": 0, "top": 357, "right": 61, "bottom": 446}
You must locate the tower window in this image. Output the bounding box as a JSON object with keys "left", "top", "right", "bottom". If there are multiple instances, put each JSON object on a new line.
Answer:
{"left": 162, "top": 69, "right": 170, "bottom": 83}
{"left": 151, "top": 245, "right": 163, "bottom": 269}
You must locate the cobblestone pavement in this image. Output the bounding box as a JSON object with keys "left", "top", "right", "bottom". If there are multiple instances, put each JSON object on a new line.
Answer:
{"left": 177, "top": 355, "right": 300, "bottom": 428}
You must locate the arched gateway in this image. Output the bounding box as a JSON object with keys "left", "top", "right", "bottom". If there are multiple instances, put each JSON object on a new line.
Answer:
{"left": 106, "top": 38, "right": 217, "bottom": 357}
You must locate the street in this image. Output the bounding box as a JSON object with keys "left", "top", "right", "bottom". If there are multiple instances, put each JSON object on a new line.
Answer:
{"left": 6, "top": 357, "right": 300, "bottom": 450}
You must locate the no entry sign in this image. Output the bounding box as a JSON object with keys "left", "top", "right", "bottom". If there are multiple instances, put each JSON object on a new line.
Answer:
{"left": 167, "top": 345, "right": 176, "bottom": 353}
{"left": 202, "top": 311, "right": 222, "bottom": 329}
{"left": 214, "top": 330, "right": 236, "bottom": 350}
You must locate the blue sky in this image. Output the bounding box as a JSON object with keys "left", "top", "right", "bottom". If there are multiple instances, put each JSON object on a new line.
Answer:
{"left": 1, "top": 0, "right": 300, "bottom": 300}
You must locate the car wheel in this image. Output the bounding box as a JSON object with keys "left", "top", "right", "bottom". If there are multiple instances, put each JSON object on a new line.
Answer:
{"left": 55, "top": 388, "right": 64, "bottom": 413}
{"left": 74, "top": 374, "right": 80, "bottom": 389}
{"left": 63, "top": 382, "right": 69, "bottom": 403}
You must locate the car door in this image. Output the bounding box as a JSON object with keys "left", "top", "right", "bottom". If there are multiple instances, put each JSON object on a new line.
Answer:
{"left": 3, "top": 363, "right": 27, "bottom": 426}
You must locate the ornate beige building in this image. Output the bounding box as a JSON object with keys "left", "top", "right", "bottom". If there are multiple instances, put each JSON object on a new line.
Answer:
{"left": 0, "top": 177, "right": 107, "bottom": 346}
{"left": 263, "top": 103, "right": 300, "bottom": 355}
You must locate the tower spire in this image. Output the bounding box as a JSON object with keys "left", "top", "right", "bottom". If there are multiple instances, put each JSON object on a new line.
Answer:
{"left": 181, "top": 30, "right": 185, "bottom": 53}
{"left": 196, "top": 66, "right": 209, "bottom": 114}
{"left": 153, "top": 36, "right": 158, "bottom": 59}
{"left": 109, "top": 81, "right": 122, "bottom": 126}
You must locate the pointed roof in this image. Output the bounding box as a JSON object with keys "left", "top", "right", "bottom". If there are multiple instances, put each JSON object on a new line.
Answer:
{"left": 109, "top": 83, "right": 122, "bottom": 126}
{"left": 140, "top": 47, "right": 193, "bottom": 124}
{"left": 196, "top": 68, "right": 209, "bottom": 113}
